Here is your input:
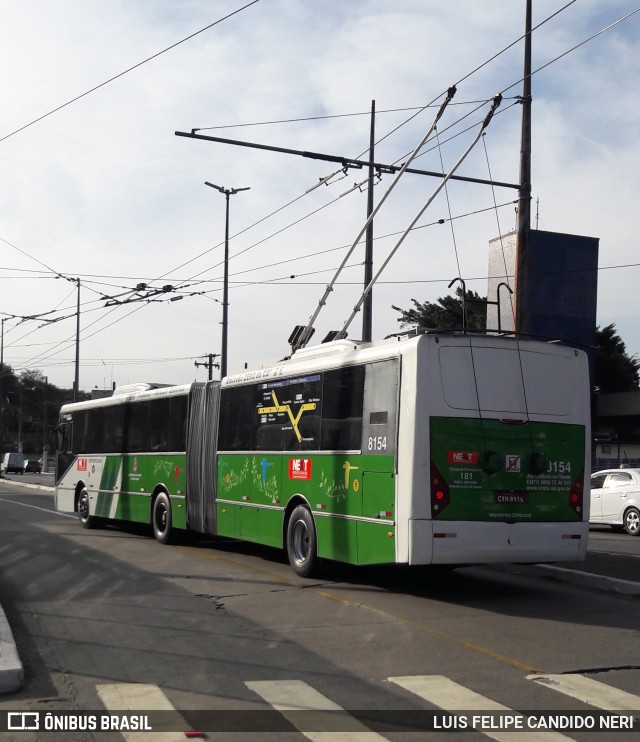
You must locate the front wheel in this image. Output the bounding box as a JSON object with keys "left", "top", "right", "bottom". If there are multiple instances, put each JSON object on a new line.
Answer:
{"left": 78, "top": 488, "right": 99, "bottom": 529}
{"left": 286, "top": 505, "right": 318, "bottom": 577}
{"left": 623, "top": 507, "right": 640, "bottom": 536}
{"left": 152, "top": 492, "right": 173, "bottom": 544}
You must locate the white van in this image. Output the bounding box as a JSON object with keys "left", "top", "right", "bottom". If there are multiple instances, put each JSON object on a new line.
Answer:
{"left": 1, "top": 453, "right": 25, "bottom": 474}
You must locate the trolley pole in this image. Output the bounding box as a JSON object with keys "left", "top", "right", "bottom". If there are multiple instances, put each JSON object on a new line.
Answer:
{"left": 204, "top": 182, "right": 250, "bottom": 378}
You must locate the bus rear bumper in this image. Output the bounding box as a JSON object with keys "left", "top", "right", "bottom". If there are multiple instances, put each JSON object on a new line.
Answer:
{"left": 408, "top": 519, "right": 588, "bottom": 565}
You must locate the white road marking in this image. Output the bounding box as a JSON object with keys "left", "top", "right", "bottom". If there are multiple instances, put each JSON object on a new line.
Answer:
{"left": 389, "top": 675, "right": 574, "bottom": 742}
{"left": 96, "top": 683, "right": 192, "bottom": 741}
{"left": 246, "top": 679, "right": 389, "bottom": 741}
{"left": 527, "top": 673, "right": 640, "bottom": 711}
{"left": 0, "top": 497, "right": 75, "bottom": 517}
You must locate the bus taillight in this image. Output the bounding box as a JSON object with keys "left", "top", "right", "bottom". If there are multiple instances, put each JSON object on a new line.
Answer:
{"left": 569, "top": 470, "right": 584, "bottom": 515}
{"left": 431, "top": 463, "right": 449, "bottom": 518}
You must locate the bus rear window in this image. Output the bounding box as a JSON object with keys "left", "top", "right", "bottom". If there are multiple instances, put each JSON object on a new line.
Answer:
{"left": 439, "top": 346, "right": 577, "bottom": 416}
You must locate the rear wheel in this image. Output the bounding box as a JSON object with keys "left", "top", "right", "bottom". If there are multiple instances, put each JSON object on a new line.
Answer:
{"left": 286, "top": 505, "right": 318, "bottom": 577}
{"left": 78, "top": 488, "right": 99, "bottom": 529}
{"left": 623, "top": 507, "right": 640, "bottom": 536}
{"left": 152, "top": 492, "right": 173, "bottom": 544}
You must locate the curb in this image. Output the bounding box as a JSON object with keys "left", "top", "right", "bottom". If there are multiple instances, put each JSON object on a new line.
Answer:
{"left": 0, "top": 477, "right": 55, "bottom": 493}
{"left": 537, "top": 564, "right": 640, "bottom": 596}
{"left": 0, "top": 604, "right": 23, "bottom": 693}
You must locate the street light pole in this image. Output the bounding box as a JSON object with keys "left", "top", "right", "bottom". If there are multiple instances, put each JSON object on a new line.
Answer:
{"left": 204, "top": 181, "right": 250, "bottom": 378}
{"left": 515, "top": 0, "right": 532, "bottom": 334}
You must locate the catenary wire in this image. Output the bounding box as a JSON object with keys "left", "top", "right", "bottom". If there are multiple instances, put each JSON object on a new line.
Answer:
{"left": 0, "top": 1, "right": 262, "bottom": 145}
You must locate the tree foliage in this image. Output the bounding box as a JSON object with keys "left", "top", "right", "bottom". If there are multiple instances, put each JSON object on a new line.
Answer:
{"left": 594, "top": 323, "right": 640, "bottom": 392}
{"left": 0, "top": 364, "right": 84, "bottom": 455}
{"left": 392, "top": 286, "right": 487, "bottom": 331}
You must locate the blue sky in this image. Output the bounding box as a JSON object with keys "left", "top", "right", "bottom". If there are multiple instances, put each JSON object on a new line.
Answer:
{"left": 1, "top": 0, "right": 639, "bottom": 390}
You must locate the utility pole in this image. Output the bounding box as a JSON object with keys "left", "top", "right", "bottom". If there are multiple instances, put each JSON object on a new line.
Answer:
{"left": 515, "top": 0, "right": 532, "bottom": 333}
{"left": 194, "top": 353, "right": 220, "bottom": 381}
{"left": 362, "top": 100, "right": 375, "bottom": 342}
{"left": 73, "top": 278, "right": 80, "bottom": 401}
{"left": 204, "top": 181, "right": 250, "bottom": 378}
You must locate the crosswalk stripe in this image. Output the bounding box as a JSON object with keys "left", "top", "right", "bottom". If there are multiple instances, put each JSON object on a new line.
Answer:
{"left": 389, "top": 675, "right": 574, "bottom": 742}
{"left": 527, "top": 674, "right": 640, "bottom": 711}
{"left": 246, "top": 679, "right": 389, "bottom": 741}
{"left": 96, "top": 683, "right": 191, "bottom": 741}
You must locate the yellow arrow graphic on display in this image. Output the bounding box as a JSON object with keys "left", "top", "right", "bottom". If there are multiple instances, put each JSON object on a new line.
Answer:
{"left": 258, "top": 391, "right": 317, "bottom": 443}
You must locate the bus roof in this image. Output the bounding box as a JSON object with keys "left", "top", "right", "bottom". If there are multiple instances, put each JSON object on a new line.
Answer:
{"left": 60, "top": 382, "right": 192, "bottom": 415}
{"left": 59, "top": 331, "right": 584, "bottom": 413}
{"left": 222, "top": 332, "right": 584, "bottom": 387}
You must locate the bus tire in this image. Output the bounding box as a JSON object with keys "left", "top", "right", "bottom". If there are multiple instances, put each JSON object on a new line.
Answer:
{"left": 623, "top": 507, "right": 640, "bottom": 536}
{"left": 78, "top": 488, "right": 98, "bottom": 529}
{"left": 286, "top": 505, "right": 318, "bottom": 577}
{"left": 152, "top": 492, "right": 173, "bottom": 544}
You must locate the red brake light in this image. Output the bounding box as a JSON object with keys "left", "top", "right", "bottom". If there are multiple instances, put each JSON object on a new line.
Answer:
{"left": 569, "top": 470, "right": 584, "bottom": 515}
{"left": 431, "top": 463, "right": 449, "bottom": 517}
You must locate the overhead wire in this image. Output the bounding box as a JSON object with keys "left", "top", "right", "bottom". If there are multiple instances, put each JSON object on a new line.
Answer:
{"left": 0, "top": 1, "right": 262, "bottom": 145}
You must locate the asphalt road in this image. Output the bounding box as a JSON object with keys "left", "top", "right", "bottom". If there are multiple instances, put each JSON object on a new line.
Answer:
{"left": 0, "top": 482, "right": 638, "bottom": 741}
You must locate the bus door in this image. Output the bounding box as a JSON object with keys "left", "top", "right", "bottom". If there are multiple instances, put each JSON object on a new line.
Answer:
{"left": 53, "top": 419, "right": 74, "bottom": 485}
{"left": 358, "top": 358, "right": 399, "bottom": 564}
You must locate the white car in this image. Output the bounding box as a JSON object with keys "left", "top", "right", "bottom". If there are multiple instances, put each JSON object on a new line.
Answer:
{"left": 590, "top": 469, "right": 640, "bottom": 536}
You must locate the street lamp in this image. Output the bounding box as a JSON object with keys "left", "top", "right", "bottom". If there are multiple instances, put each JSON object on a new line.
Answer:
{"left": 204, "top": 181, "right": 250, "bottom": 378}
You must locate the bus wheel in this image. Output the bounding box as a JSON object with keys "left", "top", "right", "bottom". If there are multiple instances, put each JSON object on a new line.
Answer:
{"left": 78, "top": 488, "right": 98, "bottom": 529}
{"left": 623, "top": 507, "right": 640, "bottom": 536}
{"left": 286, "top": 505, "right": 318, "bottom": 577}
{"left": 152, "top": 492, "right": 173, "bottom": 544}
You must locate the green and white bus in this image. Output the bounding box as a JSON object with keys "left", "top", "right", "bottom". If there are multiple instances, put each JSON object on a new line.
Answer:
{"left": 55, "top": 332, "right": 590, "bottom": 576}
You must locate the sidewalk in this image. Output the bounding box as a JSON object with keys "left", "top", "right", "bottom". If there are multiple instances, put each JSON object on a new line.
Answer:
{"left": 1, "top": 475, "right": 638, "bottom": 692}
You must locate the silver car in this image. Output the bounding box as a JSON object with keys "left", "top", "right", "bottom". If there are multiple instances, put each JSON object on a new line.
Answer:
{"left": 590, "top": 469, "right": 640, "bottom": 536}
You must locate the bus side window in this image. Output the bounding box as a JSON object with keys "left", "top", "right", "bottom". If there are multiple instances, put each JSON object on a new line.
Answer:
{"left": 73, "top": 411, "right": 89, "bottom": 454}
{"left": 104, "top": 405, "right": 125, "bottom": 453}
{"left": 169, "top": 395, "right": 188, "bottom": 452}
{"left": 86, "top": 407, "right": 106, "bottom": 453}
{"left": 125, "top": 401, "right": 150, "bottom": 453}
{"left": 219, "top": 386, "right": 253, "bottom": 451}
{"left": 149, "top": 398, "right": 170, "bottom": 452}
{"left": 321, "top": 366, "right": 364, "bottom": 451}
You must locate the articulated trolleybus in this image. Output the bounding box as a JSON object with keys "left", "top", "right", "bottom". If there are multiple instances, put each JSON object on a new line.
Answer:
{"left": 56, "top": 332, "right": 590, "bottom": 576}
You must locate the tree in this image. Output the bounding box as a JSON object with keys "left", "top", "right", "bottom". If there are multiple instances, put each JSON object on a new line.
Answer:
{"left": 594, "top": 324, "right": 640, "bottom": 392}
{"left": 392, "top": 286, "right": 487, "bottom": 331}
{"left": 0, "top": 365, "right": 81, "bottom": 455}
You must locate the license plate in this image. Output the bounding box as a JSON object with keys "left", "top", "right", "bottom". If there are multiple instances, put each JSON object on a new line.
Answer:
{"left": 495, "top": 491, "right": 528, "bottom": 504}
